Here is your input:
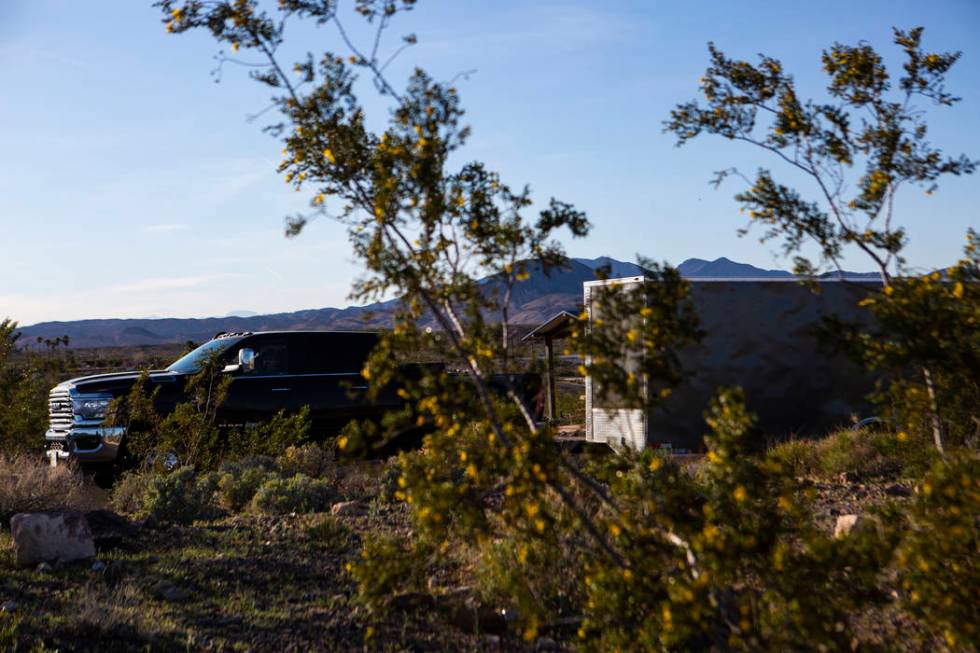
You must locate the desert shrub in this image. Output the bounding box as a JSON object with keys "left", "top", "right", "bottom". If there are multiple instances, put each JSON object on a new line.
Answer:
{"left": 475, "top": 533, "right": 588, "bottom": 638}
{"left": 275, "top": 441, "right": 335, "bottom": 479}
{"left": 216, "top": 465, "right": 275, "bottom": 513}
{"left": 113, "top": 365, "right": 313, "bottom": 471}
{"left": 336, "top": 461, "right": 386, "bottom": 500}
{"left": 250, "top": 474, "right": 334, "bottom": 515}
{"left": 109, "top": 469, "right": 157, "bottom": 515}
{"left": 768, "top": 428, "right": 939, "bottom": 480}
{"left": 141, "top": 466, "right": 221, "bottom": 524}
{"left": 376, "top": 457, "right": 404, "bottom": 504}
{"left": 815, "top": 429, "right": 884, "bottom": 477}
{"left": 896, "top": 451, "right": 980, "bottom": 650}
{"left": 816, "top": 428, "right": 939, "bottom": 479}
{"left": 0, "top": 454, "right": 85, "bottom": 524}
{"left": 350, "top": 534, "right": 434, "bottom": 614}
{"left": 305, "top": 515, "right": 357, "bottom": 550}
{"left": 228, "top": 407, "right": 311, "bottom": 459}
{"left": 575, "top": 389, "right": 895, "bottom": 652}
{"left": 554, "top": 387, "right": 585, "bottom": 425}
{"left": 0, "top": 319, "right": 67, "bottom": 455}
{"left": 766, "top": 438, "right": 822, "bottom": 477}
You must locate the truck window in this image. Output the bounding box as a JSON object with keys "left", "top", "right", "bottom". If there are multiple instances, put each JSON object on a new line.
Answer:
{"left": 289, "top": 333, "right": 379, "bottom": 374}
{"left": 238, "top": 337, "right": 289, "bottom": 376}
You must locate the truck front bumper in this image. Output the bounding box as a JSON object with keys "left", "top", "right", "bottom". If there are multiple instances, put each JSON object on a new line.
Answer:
{"left": 45, "top": 426, "right": 125, "bottom": 465}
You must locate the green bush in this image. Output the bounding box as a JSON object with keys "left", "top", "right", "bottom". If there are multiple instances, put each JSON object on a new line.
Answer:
{"left": 250, "top": 474, "right": 334, "bottom": 515}
{"left": 575, "top": 389, "right": 895, "bottom": 651}
{"left": 109, "top": 469, "right": 157, "bottom": 515}
{"left": 141, "top": 466, "right": 221, "bottom": 524}
{"left": 767, "top": 428, "right": 939, "bottom": 480}
{"left": 376, "top": 457, "right": 404, "bottom": 504}
{"left": 0, "top": 319, "right": 66, "bottom": 455}
{"left": 351, "top": 534, "right": 433, "bottom": 614}
{"left": 766, "top": 438, "right": 821, "bottom": 477}
{"left": 276, "top": 441, "right": 335, "bottom": 479}
{"left": 305, "top": 515, "right": 357, "bottom": 550}
{"left": 229, "top": 407, "right": 312, "bottom": 459}
{"left": 216, "top": 465, "right": 275, "bottom": 513}
{"left": 896, "top": 451, "right": 980, "bottom": 649}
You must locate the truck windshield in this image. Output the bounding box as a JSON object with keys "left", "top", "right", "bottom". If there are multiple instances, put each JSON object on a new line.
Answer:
{"left": 167, "top": 337, "right": 244, "bottom": 374}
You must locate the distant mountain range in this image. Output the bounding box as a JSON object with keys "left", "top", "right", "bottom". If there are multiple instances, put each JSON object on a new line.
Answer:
{"left": 18, "top": 257, "right": 879, "bottom": 348}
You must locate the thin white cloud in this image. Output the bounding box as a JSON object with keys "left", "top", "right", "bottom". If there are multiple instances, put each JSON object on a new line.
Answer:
{"left": 144, "top": 223, "right": 188, "bottom": 233}
{"left": 111, "top": 275, "right": 221, "bottom": 293}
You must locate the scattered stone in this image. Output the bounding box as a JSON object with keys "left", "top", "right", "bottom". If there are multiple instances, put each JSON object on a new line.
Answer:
{"left": 10, "top": 512, "right": 96, "bottom": 567}
{"left": 331, "top": 501, "right": 368, "bottom": 517}
{"left": 1, "top": 601, "right": 18, "bottom": 613}
{"left": 536, "top": 637, "right": 558, "bottom": 651}
{"left": 91, "top": 560, "right": 106, "bottom": 572}
{"left": 838, "top": 471, "right": 860, "bottom": 484}
{"left": 484, "top": 634, "right": 501, "bottom": 646}
{"left": 885, "top": 484, "right": 912, "bottom": 497}
{"left": 156, "top": 584, "right": 192, "bottom": 602}
{"left": 834, "top": 514, "right": 878, "bottom": 538}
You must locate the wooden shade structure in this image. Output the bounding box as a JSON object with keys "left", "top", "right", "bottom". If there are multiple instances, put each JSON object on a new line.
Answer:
{"left": 522, "top": 311, "right": 577, "bottom": 421}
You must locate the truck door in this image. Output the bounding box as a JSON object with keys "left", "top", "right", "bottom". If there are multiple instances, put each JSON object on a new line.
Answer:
{"left": 287, "top": 332, "right": 380, "bottom": 436}
{"left": 219, "top": 335, "right": 294, "bottom": 427}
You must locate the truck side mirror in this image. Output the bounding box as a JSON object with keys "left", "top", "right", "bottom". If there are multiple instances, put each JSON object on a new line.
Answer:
{"left": 239, "top": 348, "right": 256, "bottom": 372}
{"left": 223, "top": 348, "right": 256, "bottom": 374}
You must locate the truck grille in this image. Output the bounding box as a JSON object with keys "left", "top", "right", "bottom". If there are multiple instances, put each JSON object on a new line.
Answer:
{"left": 48, "top": 388, "right": 73, "bottom": 434}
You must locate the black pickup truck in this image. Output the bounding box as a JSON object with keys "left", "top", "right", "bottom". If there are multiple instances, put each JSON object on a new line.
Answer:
{"left": 45, "top": 330, "right": 542, "bottom": 471}
{"left": 45, "top": 331, "right": 405, "bottom": 468}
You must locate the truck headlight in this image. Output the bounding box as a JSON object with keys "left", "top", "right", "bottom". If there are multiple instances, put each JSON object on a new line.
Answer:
{"left": 73, "top": 397, "right": 111, "bottom": 420}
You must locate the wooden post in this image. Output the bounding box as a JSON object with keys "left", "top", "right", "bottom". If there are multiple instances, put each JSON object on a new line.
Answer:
{"left": 545, "top": 335, "right": 556, "bottom": 422}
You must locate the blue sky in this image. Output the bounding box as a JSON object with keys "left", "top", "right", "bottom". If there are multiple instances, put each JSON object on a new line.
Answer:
{"left": 1, "top": 1, "right": 978, "bottom": 325}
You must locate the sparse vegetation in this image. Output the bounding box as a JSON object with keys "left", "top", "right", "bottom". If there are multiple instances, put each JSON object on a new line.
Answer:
{"left": 0, "top": 319, "right": 69, "bottom": 455}
{"left": 0, "top": 4, "right": 975, "bottom": 652}
{"left": 767, "top": 427, "right": 939, "bottom": 479}
{"left": 0, "top": 454, "right": 87, "bottom": 524}
{"left": 139, "top": 466, "right": 222, "bottom": 524}
{"left": 250, "top": 474, "right": 335, "bottom": 515}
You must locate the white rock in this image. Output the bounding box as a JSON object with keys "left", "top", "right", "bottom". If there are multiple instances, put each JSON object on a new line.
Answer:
{"left": 10, "top": 511, "right": 96, "bottom": 566}
{"left": 330, "top": 501, "right": 368, "bottom": 517}
{"left": 834, "top": 514, "right": 862, "bottom": 538}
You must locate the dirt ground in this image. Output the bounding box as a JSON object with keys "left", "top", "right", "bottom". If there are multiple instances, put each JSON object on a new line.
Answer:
{"left": 0, "top": 462, "right": 930, "bottom": 652}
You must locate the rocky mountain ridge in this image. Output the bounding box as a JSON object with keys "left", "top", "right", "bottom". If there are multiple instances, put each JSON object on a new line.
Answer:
{"left": 18, "top": 257, "right": 878, "bottom": 347}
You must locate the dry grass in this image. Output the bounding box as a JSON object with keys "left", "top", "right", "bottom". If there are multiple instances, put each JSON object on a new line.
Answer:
{"left": 0, "top": 454, "right": 90, "bottom": 524}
